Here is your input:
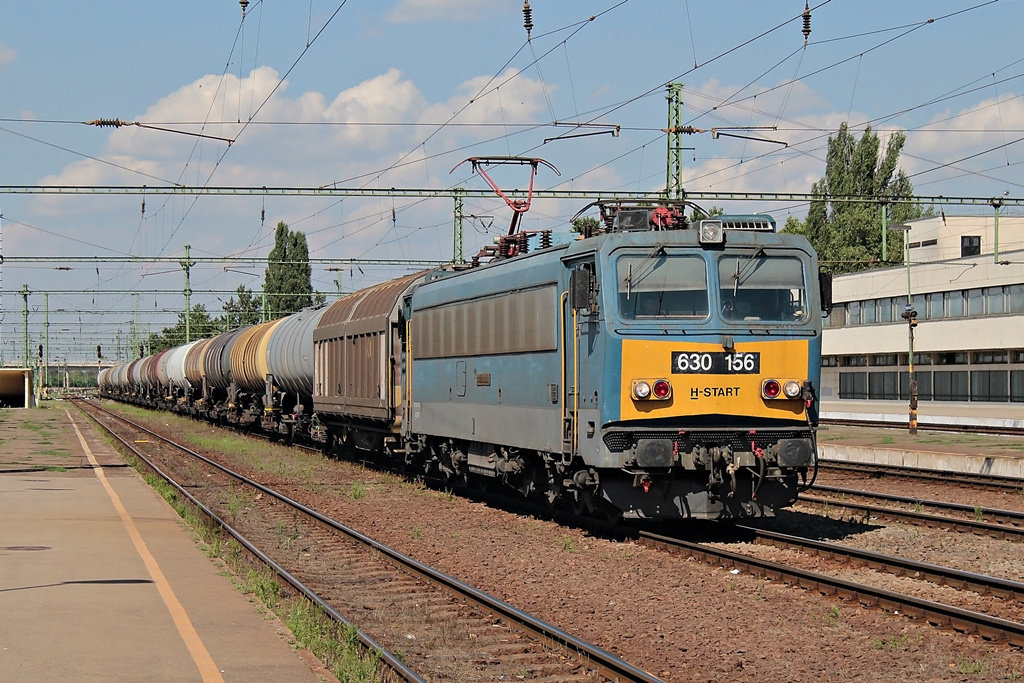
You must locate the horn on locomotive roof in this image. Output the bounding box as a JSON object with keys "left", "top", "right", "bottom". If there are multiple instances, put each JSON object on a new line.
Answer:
{"left": 452, "top": 156, "right": 560, "bottom": 236}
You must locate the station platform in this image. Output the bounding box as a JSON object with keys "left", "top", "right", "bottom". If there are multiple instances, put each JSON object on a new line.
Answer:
{"left": 818, "top": 399, "right": 1024, "bottom": 478}
{"left": 817, "top": 421, "right": 1024, "bottom": 479}
{"left": 0, "top": 403, "right": 332, "bottom": 682}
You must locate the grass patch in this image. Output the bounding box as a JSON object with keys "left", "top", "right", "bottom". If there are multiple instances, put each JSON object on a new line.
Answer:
{"left": 872, "top": 633, "right": 911, "bottom": 650}
{"left": 561, "top": 535, "right": 578, "bottom": 553}
{"left": 287, "top": 601, "right": 381, "bottom": 682}
{"left": 349, "top": 480, "right": 368, "bottom": 500}
{"left": 242, "top": 566, "right": 281, "bottom": 609}
{"left": 38, "top": 449, "right": 71, "bottom": 459}
{"left": 955, "top": 655, "right": 990, "bottom": 675}
{"left": 43, "top": 465, "right": 68, "bottom": 472}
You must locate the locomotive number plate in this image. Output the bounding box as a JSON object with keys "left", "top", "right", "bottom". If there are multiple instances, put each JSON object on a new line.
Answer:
{"left": 671, "top": 351, "right": 760, "bottom": 374}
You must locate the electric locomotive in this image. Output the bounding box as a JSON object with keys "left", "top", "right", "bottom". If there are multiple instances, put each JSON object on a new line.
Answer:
{"left": 312, "top": 201, "right": 831, "bottom": 520}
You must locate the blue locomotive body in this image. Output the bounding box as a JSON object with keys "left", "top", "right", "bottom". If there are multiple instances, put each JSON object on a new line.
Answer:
{"left": 401, "top": 211, "right": 824, "bottom": 519}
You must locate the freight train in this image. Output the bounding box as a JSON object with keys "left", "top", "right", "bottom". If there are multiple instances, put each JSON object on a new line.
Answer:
{"left": 99, "top": 201, "right": 832, "bottom": 521}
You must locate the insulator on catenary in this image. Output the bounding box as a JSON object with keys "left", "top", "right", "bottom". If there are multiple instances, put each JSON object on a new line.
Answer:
{"left": 802, "top": 2, "right": 811, "bottom": 45}
{"left": 523, "top": 2, "right": 534, "bottom": 41}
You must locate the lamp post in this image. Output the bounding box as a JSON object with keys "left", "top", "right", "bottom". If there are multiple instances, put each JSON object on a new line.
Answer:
{"left": 891, "top": 224, "right": 918, "bottom": 434}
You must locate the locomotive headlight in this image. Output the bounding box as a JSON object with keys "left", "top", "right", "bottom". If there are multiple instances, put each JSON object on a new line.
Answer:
{"left": 783, "top": 380, "right": 802, "bottom": 398}
{"left": 632, "top": 381, "right": 652, "bottom": 399}
{"left": 698, "top": 219, "right": 724, "bottom": 244}
{"left": 761, "top": 379, "right": 781, "bottom": 399}
{"left": 632, "top": 379, "right": 671, "bottom": 401}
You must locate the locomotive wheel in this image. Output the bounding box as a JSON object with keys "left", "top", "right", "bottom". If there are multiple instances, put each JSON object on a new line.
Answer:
{"left": 568, "top": 490, "right": 592, "bottom": 516}
{"left": 595, "top": 500, "right": 623, "bottom": 524}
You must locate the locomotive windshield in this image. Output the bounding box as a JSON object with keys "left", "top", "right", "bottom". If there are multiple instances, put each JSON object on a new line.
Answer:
{"left": 617, "top": 253, "right": 709, "bottom": 318}
{"left": 717, "top": 254, "right": 807, "bottom": 322}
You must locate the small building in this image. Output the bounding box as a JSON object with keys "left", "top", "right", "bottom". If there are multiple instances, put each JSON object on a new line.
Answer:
{"left": 820, "top": 214, "right": 1024, "bottom": 404}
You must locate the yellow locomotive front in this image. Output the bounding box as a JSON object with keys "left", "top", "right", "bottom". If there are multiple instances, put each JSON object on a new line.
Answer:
{"left": 567, "top": 211, "right": 827, "bottom": 520}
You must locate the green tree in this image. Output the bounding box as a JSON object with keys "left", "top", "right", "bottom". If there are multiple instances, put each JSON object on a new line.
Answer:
{"left": 783, "top": 123, "right": 924, "bottom": 274}
{"left": 221, "top": 284, "right": 262, "bottom": 328}
{"left": 147, "top": 304, "right": 218, "bottom": 353}
{"left": 572, "top": 216, "right": 601, "bottom": 235}
{"left": 264, "top": 221, "right": 313, "bottom": 318}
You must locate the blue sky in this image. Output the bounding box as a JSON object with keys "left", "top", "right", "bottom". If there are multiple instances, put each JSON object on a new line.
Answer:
{"left": 1, "top": 0, "right": 1022, "bottom": 361}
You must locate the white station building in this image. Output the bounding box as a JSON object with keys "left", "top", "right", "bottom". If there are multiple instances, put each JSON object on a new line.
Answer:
{"left": 820, "top": 213, "right": 1024, "bottom": 419}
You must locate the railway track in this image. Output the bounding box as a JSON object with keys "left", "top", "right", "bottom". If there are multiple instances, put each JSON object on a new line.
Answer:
{"left": 801, "top": 484, "right": 1024, "bottom": 540}
{"left": 738, "top": 525, "right": 1024, "bottom": 602}
{"left": 637, "top": 529, "right": 1024, "bottom": 646}
{"left": 74, "top": 399, "right": 661, "bottom": 683}
{"left": 817, "top": 460, "right": 1024, "bottom": 493}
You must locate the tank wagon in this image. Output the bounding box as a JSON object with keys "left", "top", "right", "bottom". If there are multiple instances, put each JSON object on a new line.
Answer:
{"left": 101, "top": 201, "right": 830, "bottom": 521}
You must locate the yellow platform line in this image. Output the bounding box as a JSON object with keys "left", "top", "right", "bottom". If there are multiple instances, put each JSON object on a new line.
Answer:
{"left": 65, "top": 409, "right": 225, "bottom": 683}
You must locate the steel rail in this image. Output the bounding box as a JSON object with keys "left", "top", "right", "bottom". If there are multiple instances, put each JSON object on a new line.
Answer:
{"left": 821, "top": 417, "right": 1024, "bottom": 437}
{"left": 82, "top": 399, "right": 661, "bottom": 683}
{"left": 737, "top": 525, "right": 1024, "bottom": 601}
{"left": 73, "top": 399, "right": 422, "bottom": 683}
{"left": 798, "top": 494, "right": 1024, "bottom": 541}
{"left": 817, "top": 460, "right": 1024, "bottom": 492}
{"left": 811, "top": 484, "right": 1024, "bottom": 527}
{"left": 638, "top": 530, "right": 1024, "bottom": 646}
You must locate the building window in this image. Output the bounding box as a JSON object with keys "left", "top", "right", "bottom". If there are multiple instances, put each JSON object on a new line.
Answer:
{"left": 839, "top": 372, "right": 867, "bottom": 399}
{"left": 862, "top": 299, "right": 876, "bottom": 324}
{"left": 822, "top": 356, "right": 839, "bottom": 367}
{"left": 971, "top": 370, "right": 1009, "bottom": 402}
{"left": 1012, "top": 371, "right": 1024, "bottom": 402}
{"left": 972, "top": 350, "right": 1007, "bottom": 364}
{"left": 967, "top": 288, "right": 985, "bottom": 316}
{"left": 1014, "top": 350, "right": 1024, "bottom": 363}
{"left": 901, "top": 353, "right": 932, "bottom": 366}
{"left": 868, "top": 372, "right": 899, "bottom": 399}
{"left": 933, "top": 370, "right": 969, "bottom": 401}
{"left": 871, "top": 354, "right": 898, "bottom": 366}
{"left": 985, "top": 287, "right": 1005, "bottom": 315}
{"left": 901, "top": 371, "right": 932, "bottom": 401}
{"left": 1008, "top": 285, "right": 1024, "bottom": 315}
{"left": 912, "top": 294, "right": 926, "bottom": 320}
{"left": 841, "top": 355, "right": 867, "bottom": 367}
{"left": 946, "top": 291, "right": 965, "bottom": 317}
{"left": 926, "top": 293, "right": 943, "bottom": 320}
{"left": 847, "top": 300, "right": 861, "bottom": 326}
{"left": 961, "top": 235, "right": 981, "bottom": 257}
{"left": 935, "top": 352, "right": 968, "bottom": 365}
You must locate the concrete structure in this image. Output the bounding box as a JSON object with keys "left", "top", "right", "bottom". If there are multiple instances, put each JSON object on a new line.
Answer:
{"left": 821, "top": 214, "right": 1024, "bottom": 405}
{"left": 0, "top": 367, "right": 34, "bottom": 408}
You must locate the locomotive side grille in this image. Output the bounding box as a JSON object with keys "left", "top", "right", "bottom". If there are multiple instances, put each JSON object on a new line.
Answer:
{"left": 603, "top": 429, "right": 809, "bottom": 453}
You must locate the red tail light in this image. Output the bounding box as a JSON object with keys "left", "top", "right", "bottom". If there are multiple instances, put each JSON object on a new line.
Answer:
{"left": 762, "top": 379, "right": 781, "bottom": 399}
{"left": 652, "top": 379, "right": 671, "bottom": 399}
